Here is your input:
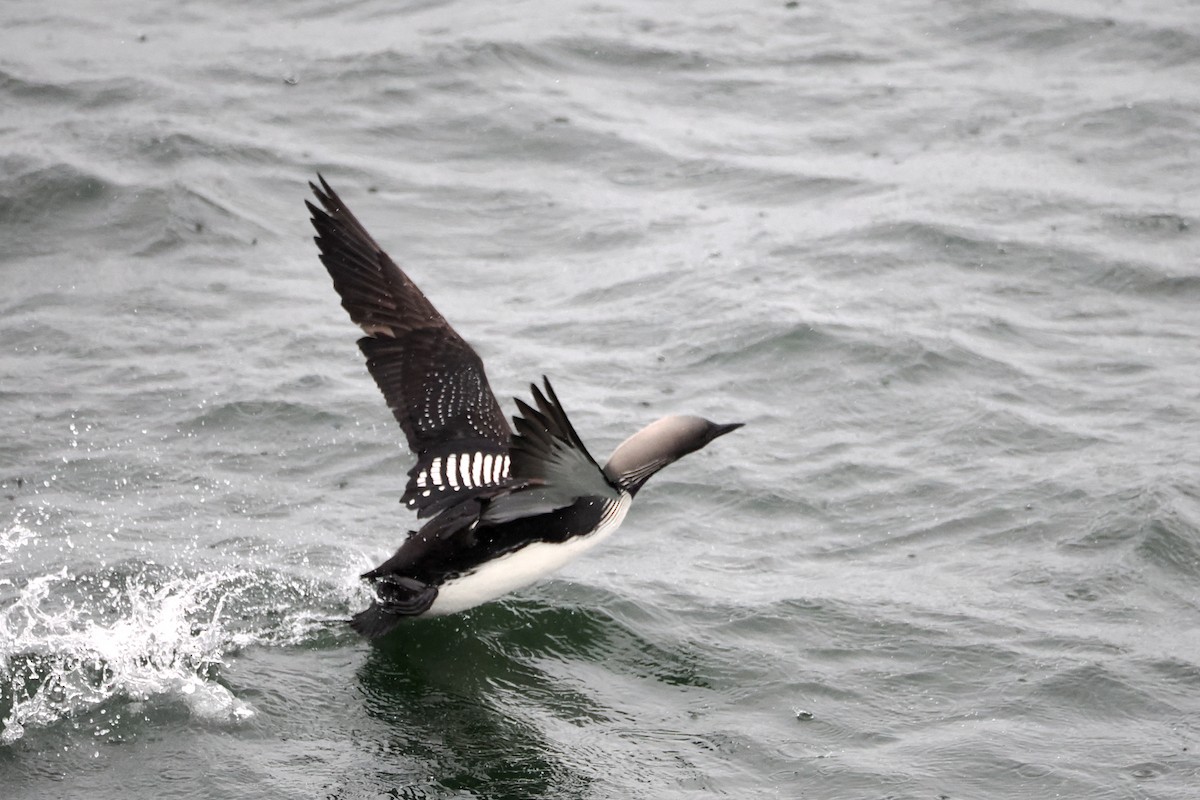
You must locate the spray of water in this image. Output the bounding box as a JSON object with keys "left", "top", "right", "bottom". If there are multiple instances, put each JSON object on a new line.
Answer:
{"left": 0, "top": 522, "right": 367, "bottom": 745}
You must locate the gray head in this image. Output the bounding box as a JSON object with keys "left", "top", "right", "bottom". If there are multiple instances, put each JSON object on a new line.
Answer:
{"left": 602, "top": 415, "right": 743, "bottom": 496}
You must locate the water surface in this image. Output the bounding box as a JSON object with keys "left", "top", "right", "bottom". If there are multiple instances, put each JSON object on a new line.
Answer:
{"left": 2, "top": 0, "right": 1199, "bottom": 797}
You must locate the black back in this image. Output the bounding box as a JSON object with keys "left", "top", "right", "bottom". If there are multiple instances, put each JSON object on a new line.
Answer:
{"left": 364, "top": 494, "right": 618, "bottom": 584}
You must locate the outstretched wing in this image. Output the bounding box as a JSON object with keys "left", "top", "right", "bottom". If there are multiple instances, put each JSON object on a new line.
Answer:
{"left": 306, "top": 176, "right": 514, "bottom": 515}
{"left": 483, "top": 377, "right": 619, "bottom": 523}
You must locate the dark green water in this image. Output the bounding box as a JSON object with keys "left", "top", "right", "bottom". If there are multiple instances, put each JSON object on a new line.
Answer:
{"left": 3, "top": 0, "right": 1199, "bottom": 797}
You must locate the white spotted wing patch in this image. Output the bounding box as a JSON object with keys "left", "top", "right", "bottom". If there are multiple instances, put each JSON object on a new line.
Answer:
{"left": 412, "top": 369, "right": 508, "bottom": 442}
{"left": 404, "top": 448, "right": 513, "bottom": 512}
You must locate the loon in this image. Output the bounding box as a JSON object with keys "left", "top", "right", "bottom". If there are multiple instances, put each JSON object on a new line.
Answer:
{"left": 306, "top": 176, "right": 742, "bottom": 638}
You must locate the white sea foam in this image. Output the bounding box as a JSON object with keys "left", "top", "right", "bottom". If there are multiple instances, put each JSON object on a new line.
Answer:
{"left": 0, "top": 567, "right": 257, "bottom": 744}
{"left": 0, "top": 521, "right": 35, "bottom": 565}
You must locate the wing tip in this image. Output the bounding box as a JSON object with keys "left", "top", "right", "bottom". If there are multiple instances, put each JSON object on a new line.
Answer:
{"left": 308, "top": 172, "right": 344, "bottom": 218}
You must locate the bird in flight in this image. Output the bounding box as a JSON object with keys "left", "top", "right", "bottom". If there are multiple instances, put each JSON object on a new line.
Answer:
{"left": 306, "top": 176, "right": 741, "bottom": 638}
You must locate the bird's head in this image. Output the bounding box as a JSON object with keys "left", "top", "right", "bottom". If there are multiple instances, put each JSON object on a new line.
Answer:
{"left": 602, "top": 415, "right": 742, "bottom": 496}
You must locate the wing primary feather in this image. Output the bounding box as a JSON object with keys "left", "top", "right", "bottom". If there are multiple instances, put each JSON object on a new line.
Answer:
{"left": 535, "top": 377, "right": 593, "bottom": 459}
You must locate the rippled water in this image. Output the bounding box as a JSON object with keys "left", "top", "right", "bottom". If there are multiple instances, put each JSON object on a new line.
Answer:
{"left": 3, "top": 0, "right": 1199, "bottom": 797}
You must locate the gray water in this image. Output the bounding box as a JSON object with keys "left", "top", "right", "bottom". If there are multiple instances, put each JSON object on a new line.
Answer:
{"left": 3, "top": 0, "right": 1199, "bottom": 797}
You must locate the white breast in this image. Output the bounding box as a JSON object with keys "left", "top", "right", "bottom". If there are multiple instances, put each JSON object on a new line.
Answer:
{"left": 426, "top": 492, "right": 633, "bottom": 616}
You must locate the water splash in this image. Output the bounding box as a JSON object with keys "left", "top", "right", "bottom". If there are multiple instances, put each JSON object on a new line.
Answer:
{"left": 0, "top": 550, "right": 367, "bottom": 745}
{"left": 0, "top": 566, "right": 260, "bottom": 744}
{"left": 0, "top": 521, "right": 36, "bottom": 567}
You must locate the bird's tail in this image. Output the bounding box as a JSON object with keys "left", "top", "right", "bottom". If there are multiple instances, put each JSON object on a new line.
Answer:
{"left": 348, "top": 576, "right": 439, "bottom": 639}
